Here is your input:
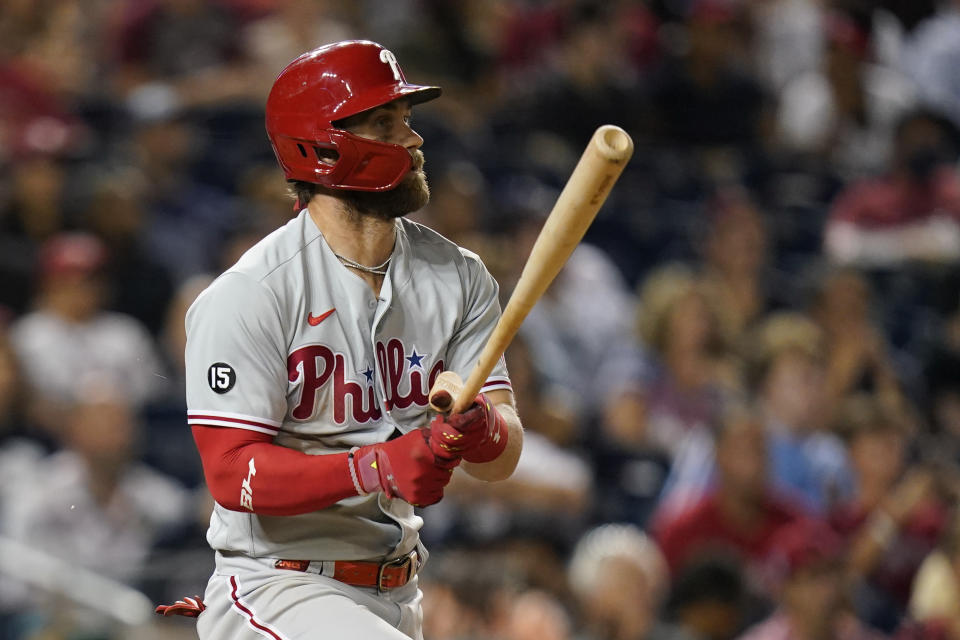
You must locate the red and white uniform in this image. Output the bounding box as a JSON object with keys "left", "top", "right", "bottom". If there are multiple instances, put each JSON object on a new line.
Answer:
{"left": 185, "top": 211, "right": 510, "bottom": 638}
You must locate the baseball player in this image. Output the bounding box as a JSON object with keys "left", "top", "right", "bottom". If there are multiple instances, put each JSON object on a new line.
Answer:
{"left": 172, "top": 40, "right": 524, "bottom": 640}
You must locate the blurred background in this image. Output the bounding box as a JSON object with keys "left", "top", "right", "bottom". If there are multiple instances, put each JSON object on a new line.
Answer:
{"left": 3, "top": 0, "right": 960, "bottom": 638}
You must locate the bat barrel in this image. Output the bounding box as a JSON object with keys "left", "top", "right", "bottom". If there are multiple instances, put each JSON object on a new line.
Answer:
{"left": 434, "top": 125, "right": 635, "bottom": 415}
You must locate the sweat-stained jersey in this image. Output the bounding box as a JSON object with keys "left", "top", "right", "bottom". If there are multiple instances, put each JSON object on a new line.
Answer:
{"left": 184, "top": 211, "right": 511, "bottom": 562}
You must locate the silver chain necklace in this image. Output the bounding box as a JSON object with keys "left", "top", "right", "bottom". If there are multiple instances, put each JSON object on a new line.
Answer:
{"left": 333, "top": 252, "right": 391, "bottom": 276}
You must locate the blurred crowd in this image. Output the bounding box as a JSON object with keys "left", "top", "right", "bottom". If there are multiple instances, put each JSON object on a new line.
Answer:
{"left": 3, "top": 0, "right": 960, "bottom": 638}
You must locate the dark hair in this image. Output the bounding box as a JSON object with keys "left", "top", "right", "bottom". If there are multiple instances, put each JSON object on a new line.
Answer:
{"left": 665, "top": 556, "right": 744, "bottom": 615}
{"left": 289, "top": 180, "right": 319, "bottom": 208}
{"left": 833, "top": 393, "right": 907, "bottom": 444}
{"left": 894, "top": 108, "right": 960, "bottom": 155}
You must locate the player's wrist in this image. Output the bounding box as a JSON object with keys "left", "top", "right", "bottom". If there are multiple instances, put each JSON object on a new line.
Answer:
{"left": 347, "top": 447, "right": 370, "bottom": 496}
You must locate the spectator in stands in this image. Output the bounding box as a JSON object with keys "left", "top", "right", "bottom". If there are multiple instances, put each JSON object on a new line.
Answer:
{"left": 809, "top": 267, "right": 905, "bottom": 412}
{"left": 501, "top": 3, "right": 641, "bottom": 150}
{"left": 422, "top": 545, "right": 574, "bottom": 640}
{"left": 0, "top": 2, "right": 89, "bottom": 163}
{"left": 234, "top": 163, "right": 302, "bottom": 234}
{"left": 634, "top": 264, "right": 739, "bottom": 500}
{"left": 0, "top": 151, "right": 70, "bottom": 313}
{"left": 415, "top": 161, "right": 489, "bottom": 253}
{"left": 909, "top": 512, "right": 960, "bottom": 639}
{"left": 594, "top": 380, "right": 672, "bottom": 527}
{"left": 83, "top": 169, "right": 174, "bottom": 334}
{"left": 775, "top": 11, "right": 915, "bottom": 178}
{"left": 112, "top": 0, "right": 258, "bottom": 109}
{"left": 518, "top": 227, "right": 640, "bottom": 424}
{"left": 824, "top": 109, "right": 960, "bottom": 267}
{"left": 738, "top": 519, "right": 882, "bottom": 640}
{"left": 141, "top": 274, "right": 211, "bottom": 487}
{"left": 923, "top": 348, "right": 960, "bottom": 465}
{"left": 242, "top": 0, "right": 353, "bottom": 86}
{"left": 126, "top": 101, "right": 239, "bottom": 283}
{"left": 434, "top": 336, "right": 590, "bottom": 548}
{"left": 0, "top": 324, "right": 33, "bottom": 448}
{"left": 568, "top": 524, "right": 669, "bottom": 640}
{"left": 830, "top": 395, "right": 947, "bottom": 632}
{"left": 10, "top": 233, "right": 164, "bottom": 431}
{"left": 501, "top": 589, "right": 573, "bottom": 640}
{"left": 0, "top": 385, "right": 192, "bottom": 636}
{"left": 421, "top": 550, "right": 510, "bottom": 640}
{"left": 3, "top": 0, "right": 106, "bottom": 102}
{"left": 902, "top": 0, "right": 960, "bottom": 128}
{"left": 655, "top": 557, "right": 746, "bottom": 640}
{"left": 637, "top": 265, "right": 739, "bottom": 438}
{"left": 921, "top": 292, "right": 960, "bottom": 463}
{"left": 700, "top": 190, "right": 774, "bottom": 339}
{"left": 648, "top": 0, "right": 768, "bottom": 152}
{"left": 750, "top": 0, "right": 823, "bottom": 94}
{"left": 0, "top": 324, "right": 48, "bottom": 525}
{"left": 653, "top": 404, "right": 805, "bottom": 585}
{"left": 159, "top": 275, "right": 212, "bottom": 390}
{"left": 747, "top": 312, "right": 852, "bottom": 512}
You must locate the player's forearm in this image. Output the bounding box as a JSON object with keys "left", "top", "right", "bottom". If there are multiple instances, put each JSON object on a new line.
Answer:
{"left": 192, "top": 425, "right": 358, "bottom": 516}
{"left": 461, "top": 403, "right": 523, "bottom": 482}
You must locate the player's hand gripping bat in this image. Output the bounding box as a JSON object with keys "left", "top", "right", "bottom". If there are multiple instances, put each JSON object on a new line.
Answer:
{"left": 428, "top": 125, "right": 634, "bottom": 414}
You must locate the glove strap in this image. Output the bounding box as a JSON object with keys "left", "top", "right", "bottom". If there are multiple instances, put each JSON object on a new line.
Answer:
{"left": 352, "top": 446, "right": 383, "bottom": 496}
{"left": 353, "top": 445, "right": 399, "bottom": 498}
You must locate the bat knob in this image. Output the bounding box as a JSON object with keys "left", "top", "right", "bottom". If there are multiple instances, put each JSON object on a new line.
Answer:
{"left": 430, "top": 390, "right": 452, "bottom": 413}
{"left": 428, "top": 371, "right": 464, "bottom": 413}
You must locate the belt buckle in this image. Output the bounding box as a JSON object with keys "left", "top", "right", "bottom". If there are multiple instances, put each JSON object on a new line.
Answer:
{"left": 377, "top": 552, "right": 415, "bottom": 593}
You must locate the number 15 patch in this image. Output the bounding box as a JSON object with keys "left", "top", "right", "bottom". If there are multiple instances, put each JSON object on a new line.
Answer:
{"left": 208, "top": 362, "right": 237, "bottom": 394}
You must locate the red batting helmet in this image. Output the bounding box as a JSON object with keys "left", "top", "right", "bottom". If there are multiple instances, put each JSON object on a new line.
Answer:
{"left": 265, "top": 40, "right": 441, "bottom": 192}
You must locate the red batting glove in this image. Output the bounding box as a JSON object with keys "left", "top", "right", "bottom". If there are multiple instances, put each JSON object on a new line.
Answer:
{"left": 352, "top": 429, "right": 459, "bottom": 507}
{"left": 155, "top": 596, "right": 206, "bottom": 617}
{"left": 429, "top": 393, "right": 508, "bottom": 464}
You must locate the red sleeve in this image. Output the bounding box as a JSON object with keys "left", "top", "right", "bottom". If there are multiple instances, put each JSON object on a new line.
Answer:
{"left": 192, "top": 425, "right": 359, "bottom": 516}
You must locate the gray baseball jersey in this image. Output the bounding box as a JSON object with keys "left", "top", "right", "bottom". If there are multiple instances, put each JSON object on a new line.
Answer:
{"left": 185, "top": 210, "right": 510, "bottom": 562}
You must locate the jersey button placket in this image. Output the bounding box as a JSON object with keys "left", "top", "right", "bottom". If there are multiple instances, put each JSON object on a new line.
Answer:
{"left": 371, "top": 280, "right": 392, "bottom": 417}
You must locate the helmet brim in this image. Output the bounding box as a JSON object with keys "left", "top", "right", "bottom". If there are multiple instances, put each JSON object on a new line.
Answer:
{"left": 334, "top": 83, "right": 441, "bottom": 123}
{"left": 399, "top": 84, "right": 442, "bottom": 106}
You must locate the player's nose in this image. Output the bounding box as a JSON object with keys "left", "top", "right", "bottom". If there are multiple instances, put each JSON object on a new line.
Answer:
{"left": 401, "top": 121, "right": 423, "bottom": 151}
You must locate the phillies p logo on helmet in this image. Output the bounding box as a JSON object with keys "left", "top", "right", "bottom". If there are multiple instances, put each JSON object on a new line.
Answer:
{"left": 379, "top": 49, "right": 402, "bottom": 82}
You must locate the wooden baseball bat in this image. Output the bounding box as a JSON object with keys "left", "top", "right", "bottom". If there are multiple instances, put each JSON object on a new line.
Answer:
{"left": 429, "top": 124, "right": 634, "bottom": 414}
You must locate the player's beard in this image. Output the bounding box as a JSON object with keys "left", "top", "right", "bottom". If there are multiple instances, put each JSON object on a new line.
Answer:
{"left": 341, "top": 150, "right": 430, "bottom": 220}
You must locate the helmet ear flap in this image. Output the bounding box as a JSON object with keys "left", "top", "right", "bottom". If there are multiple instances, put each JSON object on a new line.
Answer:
{"left": 270, "top": 133, "right": 339, "bottom": 183}
{"left": 323, "top": 130, "right": 412, "bottom": 191}
{"left": 268, "top": 130, "right": 413, "bottom": 192}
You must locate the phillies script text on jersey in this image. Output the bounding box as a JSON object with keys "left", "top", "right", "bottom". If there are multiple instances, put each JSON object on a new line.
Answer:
{"left": 287, "top": 338, "right": 444, "bottom": 423}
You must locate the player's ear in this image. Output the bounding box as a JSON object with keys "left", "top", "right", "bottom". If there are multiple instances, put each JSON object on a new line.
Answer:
{"left": 314, "top": 147, "right": 339, "bottom": 166}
